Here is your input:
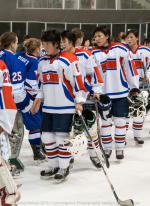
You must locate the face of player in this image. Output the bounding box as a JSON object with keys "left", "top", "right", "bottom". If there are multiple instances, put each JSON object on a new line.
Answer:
{"left": 42, "top": 41, "right": 59, "bottom": 55}
{"left": 61, "top": 37, "right": 74, "bottom": 52}
{"left": 10, "top": 36, "right": 18, "bottom": 53}
{"left": 33, "top": 45, "right": 42, "bottom": 57}
{"left": 126, "top": 33, "right": 138, "bottom": 47}
{"left": 75, "top": 37, "right": 83, "bottom": 47}
{"left": 94, "top": 31, "right": 109, "bottom": 47}
{"left": 84, "top": 40, "right": 90, "bottom": 48}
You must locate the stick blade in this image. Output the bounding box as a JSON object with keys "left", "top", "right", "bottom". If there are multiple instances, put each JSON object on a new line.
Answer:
{"left": 118, "top": 199, "right": 134, "bottom": 206}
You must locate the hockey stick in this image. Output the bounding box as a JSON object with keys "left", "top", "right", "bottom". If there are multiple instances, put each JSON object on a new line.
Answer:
{"left": 77, "top": 110, "right": 134, "bottom": 206}
{"left": 94, "top": 98, "right": 110, "bottom": 168}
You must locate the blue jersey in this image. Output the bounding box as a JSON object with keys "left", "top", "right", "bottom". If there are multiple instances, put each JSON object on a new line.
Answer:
{"left": 14, "top": 52, "right": 39, "bottom": 111}
{"left": 0, "top": 49, "right": 27, "bottom": 85}
{"left": 0, "top": 49, "right": 39, "bottom": 112}
{"left": 15, "top": 52, "right": 42, "bottom": 131}
{"left": 0, "top": 49, "right": 16, "bottom": 79}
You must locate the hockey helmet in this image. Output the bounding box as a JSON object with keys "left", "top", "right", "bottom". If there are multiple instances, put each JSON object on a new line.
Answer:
{"left": 98, "top": 94, "right": 112, "bottom": 120}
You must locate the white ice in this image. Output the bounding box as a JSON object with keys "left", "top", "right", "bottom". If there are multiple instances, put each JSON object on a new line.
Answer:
{"left": 18, "top": 117, "right": 150, "bottom": 206}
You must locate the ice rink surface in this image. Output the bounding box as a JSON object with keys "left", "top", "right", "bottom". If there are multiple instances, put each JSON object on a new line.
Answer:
{"left": 18, "top": 116, "right": 150, "bottom": 206}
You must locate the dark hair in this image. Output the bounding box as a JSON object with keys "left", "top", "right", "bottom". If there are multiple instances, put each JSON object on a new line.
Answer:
{"left": 126, "top": 30, "right": 139, "bottom": 38}
{"left": 143, "top": 38, "right": 150, "bottom": 44}
{"left": 41, "top": 30, "right": 60, "bottom": 48}
{"left": 61, "top": 30, "right": 76, "bottom": 47}
{"left": 0, "top": 32, "right": 17, "bottom": 50}
{"left": 93, "top": 26, "right": 111, "bottom": 42}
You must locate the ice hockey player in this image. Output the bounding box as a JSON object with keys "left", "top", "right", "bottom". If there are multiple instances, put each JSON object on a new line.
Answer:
{"left": 15, "top": 38, "right": 46, "bottom": 162}
{"left": 0, "top": 32, "right": 45, "bottom": 163}
{"left": 31, "top": 30, "right": 86, "bottom": 181}
{"left": 126, "top": 30, "right": 150, "bottom": 144}
{"left": 60, "top": 30, "right": 104, "bottom": 168}
{"left": 0, "top": 59, "right": 20, "bottom": 205}
{"left": 92, "top": 26, "right": 139, "bottom": 159}
{"left": 71, "top": 27, "right": 84, "bottom": 47}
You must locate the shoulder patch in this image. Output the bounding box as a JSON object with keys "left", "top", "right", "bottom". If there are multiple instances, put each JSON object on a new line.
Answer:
{"left": 60, "top": 51, "right": 77, "bottom": 63}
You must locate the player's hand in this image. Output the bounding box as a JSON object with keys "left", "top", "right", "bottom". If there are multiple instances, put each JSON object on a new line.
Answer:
{"left": 129, "top": 88, "right": 140, "bottom": 97}
{"left": 76, "top": 103, "right": 83, "bottom": 113}
{"left": 0, "top": 126, "right": 4, "bottom": 135}
{"left": 144, "top": 75, "right": 149, "bottom": 83}
{"left": 30, "top": 98, "right": 43, "bottom": 114}
{"left": 93, "top": 92, "right": 100, "bottom": 100}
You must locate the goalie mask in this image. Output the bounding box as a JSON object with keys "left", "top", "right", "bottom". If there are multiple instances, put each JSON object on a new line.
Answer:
{"left": 73, "top": 109, "right": 96, "bottom": 134}
{"left": 98, "top": 95, "right": 112, "bottom": 120}
{"left": 128, "top": 89, "right": 148, "bottom": 118}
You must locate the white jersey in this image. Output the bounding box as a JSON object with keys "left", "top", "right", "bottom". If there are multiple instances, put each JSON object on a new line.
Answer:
{"left": 129, "top": 45, "right": 150, "bottom": 79}
{"left": 75, "top": 47, "right": 103, "bottom": 94}
{"left": 37, "top": 51, "right": 87, "bottom": 114}
{"left": 92, "top": 42, "right": 139, "bottom": 99}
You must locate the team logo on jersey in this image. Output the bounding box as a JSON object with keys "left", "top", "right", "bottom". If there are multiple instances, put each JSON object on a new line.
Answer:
{"left": 42, "top": 71, "right": 59, "bottom": 85}
{"left": 46, "top": 74, "right": 50, "bottom": 81}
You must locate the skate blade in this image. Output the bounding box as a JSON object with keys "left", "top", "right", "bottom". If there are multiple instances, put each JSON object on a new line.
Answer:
{"left": 135, "top": 142, "right": 143, "bottom": 147}
{"left": 12, "top": 171, "right": 21, "bottom": 178}
{"left": 40, "top": 176, "right": 54, "bottom": 180}
{"left": 54, "top": 177, "right": 68, "bottom": 184}
{"left": 34, "top": 159, "right": 48, "bottom": 166}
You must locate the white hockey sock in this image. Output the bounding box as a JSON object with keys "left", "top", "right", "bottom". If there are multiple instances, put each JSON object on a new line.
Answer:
{"left": 126, "top": 116, "right": 130, "bottom": 131}
{"left": 56, "top": 132, "right": 72, "bottom": 169}
{"left": 87, "top": 135, "right": 99, "bottom": 157}
{"left": 114, "top": 117, "right": 126, "bottom": 150}
{"left": 41, "top": 132, "right": 58, "bottom": 168}
{"left": 101, "top": 119, "right": 113, "bottom": 150}
{"left": 133, "top": 117, "right": 144, "bottom": 138}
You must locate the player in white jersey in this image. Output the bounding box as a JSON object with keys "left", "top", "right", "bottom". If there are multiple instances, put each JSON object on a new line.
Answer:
{"left": 92, "top": 26, "right": 139, "bottom": 159}
{"left": 60, "top": 30, "right": 104, "bottom": 168}
{"left": 31, "top": 30, "right": 87, "bottom": 181}
{"left": 126, "top": 30, "right": 150, "bottom": 144}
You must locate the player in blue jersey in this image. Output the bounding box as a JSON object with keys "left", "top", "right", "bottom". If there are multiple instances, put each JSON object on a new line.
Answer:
{"left": 0, "top": 32, "right": 45, "bottom": 162}
{"left": 15, "top": 38, "right": 46, "bottom": 162}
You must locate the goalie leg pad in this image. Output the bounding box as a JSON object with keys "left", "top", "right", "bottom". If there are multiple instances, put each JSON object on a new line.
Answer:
{"left": 0, "top": 132, "right": 11, "bottom": 162}
{"left": 0, "top": 156, "right": 20, "bottom": 205}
